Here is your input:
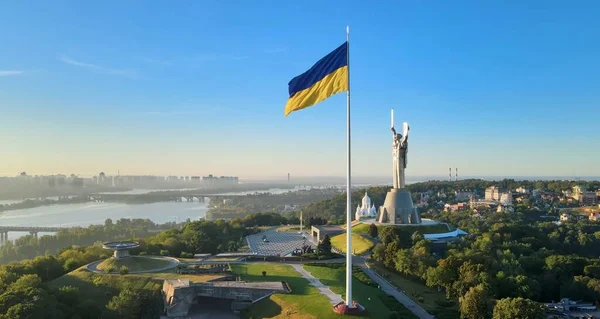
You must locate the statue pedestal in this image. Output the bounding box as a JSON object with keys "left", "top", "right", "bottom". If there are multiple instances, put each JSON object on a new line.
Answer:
{"left": 378, "top": 188, "right": 421, "bottom": 224}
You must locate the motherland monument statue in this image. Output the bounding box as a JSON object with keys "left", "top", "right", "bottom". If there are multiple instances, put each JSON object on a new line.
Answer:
{"left": 378, "top": 109, "right": 422, "bottom": 224}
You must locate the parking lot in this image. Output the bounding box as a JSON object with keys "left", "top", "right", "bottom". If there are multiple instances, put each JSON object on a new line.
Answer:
{"left": 246, "top": 227, "right": 315, "bottom": 256}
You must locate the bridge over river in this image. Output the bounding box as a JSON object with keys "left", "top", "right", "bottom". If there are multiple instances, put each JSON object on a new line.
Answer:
{"left": 0, "top": 226, "right": 71, "bottom": 242}
{"left": 0, "top": 225, "right": 163, "bottom": 243}
{"left": 87, "top": 193, "right": 250, "bottom": 203}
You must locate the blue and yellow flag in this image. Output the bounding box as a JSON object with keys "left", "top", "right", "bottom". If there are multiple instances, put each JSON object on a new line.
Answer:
{"left": 285, "top": 42, "right": 348, "bottom": 116}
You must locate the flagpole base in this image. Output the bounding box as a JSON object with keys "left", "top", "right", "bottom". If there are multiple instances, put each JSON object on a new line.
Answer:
{"left": 333, "top": 301, "right": 365, "bottom": 315}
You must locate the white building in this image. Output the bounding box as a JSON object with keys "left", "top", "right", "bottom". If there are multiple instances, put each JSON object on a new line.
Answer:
{"left": 355, "top": 191, "right": 377, "bottom": 220}
{"left": 497, "top": 204, "right": 514, "bottom": 213}
{"left": 516, "top": 186, "right": 529, "bottom": 194}
{"left": 560, "top": 213, "right": 570, "bottom": 222}
{"left": 500, "top": 192, "right": 513, "bottom": 205}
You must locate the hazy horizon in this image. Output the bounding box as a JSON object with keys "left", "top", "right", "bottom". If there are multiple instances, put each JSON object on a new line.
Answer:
{"left": 3, "top": 173, "right": 599, "bottom": 183}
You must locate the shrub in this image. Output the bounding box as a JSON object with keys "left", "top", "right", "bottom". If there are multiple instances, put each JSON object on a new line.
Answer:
{"left": 104, "top": 265, "right": 116, "bottom": 274}
{"left": 262, "top": 271, "right": 266, "bottom": 276}
{"left": 435, "top": 299, "right": 456, "bottom": 308}
{"left": 139, "top": 252, "right": 147, "bottom": 256}
{"left": 159, "top": 250, "right": 169, "bottom": 256}
{"left": 418, "top": 296, "right": 424, "bottom": 303}
{"left": 119, "top": 266, "right": 129, "bottom": 275}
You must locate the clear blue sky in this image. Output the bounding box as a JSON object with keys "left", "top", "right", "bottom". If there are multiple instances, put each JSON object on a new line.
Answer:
{"left": 1, "top": 1, "right": 599, "bottom": 179}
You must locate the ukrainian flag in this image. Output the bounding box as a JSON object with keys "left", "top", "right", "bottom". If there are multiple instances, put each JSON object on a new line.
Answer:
{"left": 285, "top": 42, "right": 348, "bottom": 116}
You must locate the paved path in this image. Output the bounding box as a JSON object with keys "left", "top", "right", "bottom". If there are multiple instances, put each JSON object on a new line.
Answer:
{"left": 289, "top": 264, "right": 343, "bottom": 305}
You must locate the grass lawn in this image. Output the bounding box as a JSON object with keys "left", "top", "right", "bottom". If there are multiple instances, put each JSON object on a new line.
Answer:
{"left": 96, "top": 256, "right": 173, "bottom": 272}
{"left": 352, "top": 223, "right": 372, "bottom": 235}
{"left": 368, "top": 262, "right": 459, "bottom": 319}
{"left": 331, "top": 233, "right": 374, "bottom": 255}
{"left": 304, "top": 264, "right": 417, "bottom": 319}
{"left": 232, "top": 263, "right": 338, "bottom": 319}
{"left": 232, "top": 263, "right": 416, "bottom": 319}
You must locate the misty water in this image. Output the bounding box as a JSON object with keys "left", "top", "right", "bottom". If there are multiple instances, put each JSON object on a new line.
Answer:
{"left": 0, "top": 187, "right": 314, "bottom": 242}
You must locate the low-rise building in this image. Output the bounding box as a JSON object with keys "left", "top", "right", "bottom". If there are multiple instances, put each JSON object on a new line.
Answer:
{"left": 444, "top": 202, "right": 469, "bottom": 212}
{"left": 497, "top": 204, "right": 514, "bottom": 213}
{"left": 577, "top": 191, "right": 598, "bottom": 206}
{"left": 560, "top": 213, "right": 570, "bottom": 222}
{"left": 485, "top": 186, "right": 502, "bottom": 201}
{"left": 589, "top": 212, "right": 600, "bottom": 222}
{"left": 455, "top": 190, "right": 474, "bottom": 201}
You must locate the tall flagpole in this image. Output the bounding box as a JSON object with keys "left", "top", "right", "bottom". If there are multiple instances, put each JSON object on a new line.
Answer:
{"left": 345, "top": 24, "right": 353, "bottom": 308}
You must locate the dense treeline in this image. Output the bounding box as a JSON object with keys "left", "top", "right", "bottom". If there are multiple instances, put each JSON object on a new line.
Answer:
{"left": 0, "top": 196, "right": 91, "bottom": 213}
{"left": 370, "top": 211, "right": 600, "bottom": 318}
{"left": 0, "top": 212, "right": 291, "bottom": 318}
{"left": 0, "top": 219, "right": 175, "bottom": 263}
{"left": 299, "top": 179, "right": 600, "bottom": 223}
{"left": 0, "top": 245, "right": 161, "bottom": 318}
{"left": 205, "top": 188, "right": 342, "bottom": 220}
{"left": 407, "top": 178, "right": 600, "bottom": 194}
{"left": 301, "top": 186, "right": 390, "bottom": 223}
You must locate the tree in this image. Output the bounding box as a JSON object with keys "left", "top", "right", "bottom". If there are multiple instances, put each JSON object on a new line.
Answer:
{"left": 492, "top": 297, "right": 545, "bottom": 319}
{"left": 369, "top": 223, "right": 378, "bottom": 238}
{"left": 372, "top": 243, "right": 386, "bottom": 262}
{"left": 227, "top": 240, "right": 238, "bottom": 252}
{"left": 459, "top": 284, "right": 492, "bottom": 319}
{"left": 106, "top": 289, "right": 144, "bottom": 319}
{"left": 320, "top": 235, "right": 332, "bottom": 254}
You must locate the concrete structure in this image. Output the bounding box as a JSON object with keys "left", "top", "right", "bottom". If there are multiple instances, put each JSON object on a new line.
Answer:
{"left": 102, "top": 241, "right": 140, "bottom": 259}
{"left": 423, "top": 229, "right": 468, "bottom": 242}
{"left": 379, "top": 189, "right": 422, "bottom": 224}
{"left": 578, "top": 191, "right": 598, "bottom": 206}
{"left": 162, "top": 279, "right": 289, "bottom": 317}
{"left": 246, "top": 228, "right": 315, "bottom": 256}
{"left": 0, "top": 226, "right": 69, "bottom": 242}
{"left": 379, "top": 116, "right": 421, "bottom": 225}
{"left": 311, "top": 225, "right": 344, "bottom": 243}
{"left": 485, "top": 186, "right": 502, "bottom": 201}
{"left": 355, "top": 191, "right": 377, "bottom": 220}
{"left": 202, "top": 174, "right": 239, "bottom": 187}
{"left": 454, "top": 189, "right": 474, "bottom": 201}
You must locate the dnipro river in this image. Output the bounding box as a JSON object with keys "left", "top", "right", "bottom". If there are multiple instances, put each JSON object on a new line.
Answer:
{"left": 0, "top": 187, "right": 313, "bottom": 242}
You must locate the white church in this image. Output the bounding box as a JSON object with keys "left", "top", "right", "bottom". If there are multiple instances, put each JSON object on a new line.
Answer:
{"left": 355, "top": 191, "right": 378, "bottom": 220}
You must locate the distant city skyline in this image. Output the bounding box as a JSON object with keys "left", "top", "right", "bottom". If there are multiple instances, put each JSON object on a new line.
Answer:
{"left": 2, "top": 2, "right": 599, "bottom": 177}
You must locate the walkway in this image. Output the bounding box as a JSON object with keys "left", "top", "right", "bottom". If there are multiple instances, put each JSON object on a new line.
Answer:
{"left": 289, "top": 264, "right": 344, "bottom": 305}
